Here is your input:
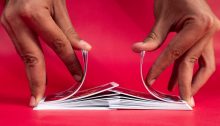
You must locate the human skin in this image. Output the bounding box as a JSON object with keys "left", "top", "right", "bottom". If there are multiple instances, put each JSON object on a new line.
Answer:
{"left": 1, "top": 0, "right": 219, "bottom": 107}
{"left": 0, "top": 0, "right": 92, "bottom": 107}
{"left": 133, "top": 0, "right": 220, "bottom": 106}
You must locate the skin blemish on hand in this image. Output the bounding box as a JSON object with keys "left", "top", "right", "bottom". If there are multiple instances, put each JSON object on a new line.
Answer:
{"left": 170, "top": 48, "right": 182, "bottom": 60}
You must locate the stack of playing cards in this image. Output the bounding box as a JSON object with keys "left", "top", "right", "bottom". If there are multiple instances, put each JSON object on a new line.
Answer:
{"left": 34, "top": 51, "right": 192, "bottom": 110}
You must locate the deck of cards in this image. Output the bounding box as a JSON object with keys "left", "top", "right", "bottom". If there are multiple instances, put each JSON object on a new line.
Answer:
{"left": 34, "top": 51, "right": 192, "bottom": 110}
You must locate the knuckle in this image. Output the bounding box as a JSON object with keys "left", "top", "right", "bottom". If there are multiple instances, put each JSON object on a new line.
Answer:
{"left": 19, "top": 3, "right": 42, "bottom": 20}
{"left": 184, "top": 56, "right": 198, "bottom": 64}
{"left": 3, "top": 9, "right": 16, "bottom": 22}
{"left": 203, "top": 15, "right": 214, "bottom": 29}
{"left": 18, "top": 3, "right": 33, "bottom": 18}
{"left": 200, "top": 15, "right": 214, "bottom": 30}
{"left": 21, "top": 53, "right": 40, "bottom": 67}
{"left": 65, "top": 27, "right": 81, "bottom": 41}
{"left": 193, "top": 14, "right": 214, "bottom": 31}
{"left": 146, "top": 32, "right": 158, "bottom": 41}
{"left": 65, "top": 27, "right": 77, "bottom": 36}
{"left": 184, "top": 14, "right": 215, "bottom": 33}
{"left": 168, "top": 47, "right": 184, "bottom": 60}
{"left": 52, "top": 39, "right": 67, "bottom": 54}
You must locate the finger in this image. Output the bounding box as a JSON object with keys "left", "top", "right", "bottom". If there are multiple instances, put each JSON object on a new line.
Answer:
{"left": 132, "top": 19, "right": 170, "bottom": 53}
{"left": 1, "top": 14, "right": 20, "bottom": 53}
{"left": 191, "top": 41, "right": 215, "bottom": 95}
{"left": 20, "top": 8, "right": 83, "bottom": 81}
{"left": 177, "top": 30, "right": 214, "bottom": 106}
{"left": 2, "top": 14, "right": 46, "bottom": 107}
{"left": 190, "top": 17, "right": 218, "bottom": 95}
{"left": 177, "top": 53, "right": 194, "bottom": 106}
{"left": 53, "top": 0, "right": 91, "bottom": 51}
{"left": 146, "top": 18, "right": 211, "bottom": 86}
{"left": 167, "top": 60, "right": 180, "bottom": 91}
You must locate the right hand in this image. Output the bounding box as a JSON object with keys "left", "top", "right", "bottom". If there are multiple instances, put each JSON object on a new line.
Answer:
{"left": 1, "top": 0, "right": 92, "bottom": 107}
{"left": 132, "top": 0, "right": 220, "bottom": 106}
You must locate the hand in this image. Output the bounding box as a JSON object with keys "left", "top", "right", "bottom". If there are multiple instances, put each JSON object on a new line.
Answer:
{"left": 132, "top": 0, "right": 220, "bottom": 106}
{"left": 1, "top": 0, "right": 92, "bottom": 107}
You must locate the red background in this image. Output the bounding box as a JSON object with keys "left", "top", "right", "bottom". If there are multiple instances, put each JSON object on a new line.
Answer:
{"left": 0, "top": 0, "right": 220, "bottom": 125}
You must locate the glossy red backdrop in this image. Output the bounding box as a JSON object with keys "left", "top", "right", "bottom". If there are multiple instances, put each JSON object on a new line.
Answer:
{"left": 0, "top": 0, "right": 220, "bottom": 125}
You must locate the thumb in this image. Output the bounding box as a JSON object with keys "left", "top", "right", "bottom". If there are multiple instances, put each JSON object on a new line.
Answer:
{"left": 132, "top": 20, "right": 170, "bottom": 53}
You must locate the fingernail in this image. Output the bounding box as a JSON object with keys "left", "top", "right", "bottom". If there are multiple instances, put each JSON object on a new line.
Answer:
{"left": 80, "top": 40, "right": 92, "bottom": 51}
{"left": 185, "top": 97, "right": 195, "bottom": 107}
{"left": 132, "top": 42, "right": 143, "bottom": 53}
{"left": 29, "top": 96, "right": 36, "bottom": 107}
{"left": 74, "top": 74, "right": 82, "bottom": 82}
{"left": 148, "top": 79, "right": 156, "bottom": 86}
{"left": 190, "top": 97, "right": 195, "bottom": 107}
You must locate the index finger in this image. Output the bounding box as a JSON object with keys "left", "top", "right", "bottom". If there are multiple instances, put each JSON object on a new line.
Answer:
{"left": 20, "top": 7, "right": 83, "bottom": 81}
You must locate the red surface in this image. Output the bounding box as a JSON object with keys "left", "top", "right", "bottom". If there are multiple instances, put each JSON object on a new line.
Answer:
{"left": 0, "top": 0, "right": 220, "bottom": 125}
